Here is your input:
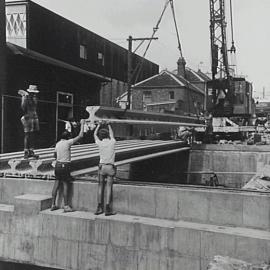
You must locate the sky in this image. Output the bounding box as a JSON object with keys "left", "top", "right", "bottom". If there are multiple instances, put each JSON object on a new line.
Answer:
{"left": 33, "top": 0, "right": 270, "bottom": 98}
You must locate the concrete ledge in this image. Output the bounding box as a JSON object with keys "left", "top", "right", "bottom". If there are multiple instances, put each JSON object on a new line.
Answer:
{"left": 14, "top": 194, "right": 52, "bottom": 216}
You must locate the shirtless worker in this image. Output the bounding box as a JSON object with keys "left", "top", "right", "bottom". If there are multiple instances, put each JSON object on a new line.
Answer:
{"left": 51, "top": 119, "right": 85, "bottom": 212}
{"left": 94, "top": 121, "right": 116, "bottom": 216}
{"left": 19, "top": 85, "right": 40, "bottom": 159}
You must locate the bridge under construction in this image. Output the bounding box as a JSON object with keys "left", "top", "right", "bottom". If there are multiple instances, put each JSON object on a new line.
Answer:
{"left": 0, "top": 139, "right": 190, "bottom": 180}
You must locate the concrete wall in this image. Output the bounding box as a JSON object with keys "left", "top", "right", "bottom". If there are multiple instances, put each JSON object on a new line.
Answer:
{"left": 0, "top": 192, "right": 269, "bottom": 270}
{"left": 188, "top": 144, "right": 270, "bottom": 188}
{"left": 0, "top": 178, "right": 269, "bottom": 269}
{"left": 1, "top": 178, "right": 270, "bottom": 230}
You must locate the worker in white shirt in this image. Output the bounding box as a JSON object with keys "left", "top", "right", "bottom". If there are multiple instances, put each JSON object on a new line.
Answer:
{"left": 94, "top": 121, "right": 116, "bottom": 216}
{"left": 51, "top": 119, "right": 85, "bottom": 212}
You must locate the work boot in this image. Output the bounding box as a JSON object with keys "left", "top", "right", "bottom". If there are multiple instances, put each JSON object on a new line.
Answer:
{"left": 24, "top": 150, "right": 30, "bottom": 159}
{"left": 29, "top": 149, "right": 39, "bottom": 159}
{"left": 94, "top": 203, "right": 104, "bottom": 215}
{"left": 105, "top": 204, "right": 116, "bottom": 216}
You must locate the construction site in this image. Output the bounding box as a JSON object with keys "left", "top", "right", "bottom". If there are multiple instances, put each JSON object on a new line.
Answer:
{"left": 0, "top": 0, "right": 269, "bottom": 269}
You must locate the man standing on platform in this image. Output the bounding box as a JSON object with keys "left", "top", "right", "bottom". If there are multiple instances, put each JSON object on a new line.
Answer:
{"left": 51, "top": 119, "right": 85, "bottom": 212}
{"left": 19, "top": 85, "right": 40, "bottom": 159}
{"left": 94, "top": 121, "right": 116, "bottom": 216}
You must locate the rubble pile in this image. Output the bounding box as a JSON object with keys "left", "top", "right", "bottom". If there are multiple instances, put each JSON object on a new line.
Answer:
{"left": 242, "top": 165, "right": 270, "bottom": 191}
{"left": 242, "top": 175, "right": 270, "bottom": 191}
{"left": 207, "top": 255, "right": 270, "bottom": 270}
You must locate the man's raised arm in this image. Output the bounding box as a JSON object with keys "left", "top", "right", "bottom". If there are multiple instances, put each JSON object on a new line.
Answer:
{"left": 72, "top": 119, "right": 85, "bottom": 144}
{"left": 94, "top": 123, "right": 101, "bottom": 142}
{"left": 108, "top": 124, "right": 114, "bottom": 140}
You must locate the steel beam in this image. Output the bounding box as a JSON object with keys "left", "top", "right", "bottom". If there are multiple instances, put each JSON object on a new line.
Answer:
{"left": 85, "top": 106, "right": 205, "bottom": 130}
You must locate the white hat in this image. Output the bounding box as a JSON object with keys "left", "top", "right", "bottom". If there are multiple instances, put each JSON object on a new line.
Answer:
{"left": 27, "top": 85, "right": 39, "bottom": 93}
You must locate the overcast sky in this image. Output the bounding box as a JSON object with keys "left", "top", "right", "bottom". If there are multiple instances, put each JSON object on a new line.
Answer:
{"left": 33, "top": 0, "right": 270, "bottom": 98}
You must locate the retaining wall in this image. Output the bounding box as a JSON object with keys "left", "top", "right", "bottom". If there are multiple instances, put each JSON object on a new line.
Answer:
{"left": 0, "top": 178, "right": 269, "bottom": 230}
{"left": 0, "top": 178, "right": 269, "bottom": 269}
{"left": 188, "top": 144, "right": 270, "bottom": 188}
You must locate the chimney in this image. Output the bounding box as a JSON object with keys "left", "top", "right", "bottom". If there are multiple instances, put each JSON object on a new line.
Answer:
{"left": 177, "top": 57, "right": 186, "bottom": 78}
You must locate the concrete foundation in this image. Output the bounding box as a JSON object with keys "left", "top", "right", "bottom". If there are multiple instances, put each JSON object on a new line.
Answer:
{"left": 0, "top": 178, "right": 269, "bottom": 269}
{"left": 188, "top": 144, "right": 270, "bottom": 188}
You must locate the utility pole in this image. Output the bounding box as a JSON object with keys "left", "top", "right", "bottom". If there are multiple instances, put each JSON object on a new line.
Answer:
{"left": 127, "top": 36, "right": 132, "bottom": 110}
{"left": 126, "top": 36, "right": 158, "bottom": 110}
{"left": 0, "top": 0, "right": 7, "bottom": 153}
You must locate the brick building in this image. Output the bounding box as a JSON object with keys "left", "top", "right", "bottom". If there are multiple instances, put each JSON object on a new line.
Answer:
{"left": 118, "top": 57, "right": 209, "bottom": 117}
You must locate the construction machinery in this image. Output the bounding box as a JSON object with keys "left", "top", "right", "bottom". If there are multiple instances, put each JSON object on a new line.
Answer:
{"left": 206, "top": 0, "right": 256, "bottom": 135}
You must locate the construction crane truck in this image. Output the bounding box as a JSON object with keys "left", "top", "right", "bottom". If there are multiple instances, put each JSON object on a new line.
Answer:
{"left": 206, "top": 0, "right": 257, "bottom": 137}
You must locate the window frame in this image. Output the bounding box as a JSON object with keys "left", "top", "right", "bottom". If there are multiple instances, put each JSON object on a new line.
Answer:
{"left": 79, "top": 44, "right": 87, "bottom": 60}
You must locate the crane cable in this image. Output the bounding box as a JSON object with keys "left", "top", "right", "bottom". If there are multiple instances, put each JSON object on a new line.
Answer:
{"left": 169, "top": 0, "right": 183, "bottom": 58}
{"left": 229, "top": 0, "right": 236, "bottom": 53}
{"left": 133, "top": 0, "right": 171, "bottom": 84}
{"left": 133, "top": 0, "right": 184, "bottom": 83}
{"left": 228, "top": 0, "right": 237, "bottom": 75}
{"left": 133, "top": 0, "right": 185, "bottom": 83}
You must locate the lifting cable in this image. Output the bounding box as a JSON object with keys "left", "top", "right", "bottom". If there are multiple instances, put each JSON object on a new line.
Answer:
{"left": 169, "top": 0, "right": 183, "bottom": 58}
{"left": 133, "top": 0, "right": 171, "bottom": 84}
{"left": 229, "top": 0, "right": 236, "bottom": 53}
{"left": 228, "top": 0, "right": 237, "bottom": 75}
{"left": 133, "top": 0, "right": 184, "bottom": 84}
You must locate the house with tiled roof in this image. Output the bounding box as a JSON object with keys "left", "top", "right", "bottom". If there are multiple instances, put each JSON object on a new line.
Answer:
{"left": 117, "top": 57, "right": 210, "bottom": 116}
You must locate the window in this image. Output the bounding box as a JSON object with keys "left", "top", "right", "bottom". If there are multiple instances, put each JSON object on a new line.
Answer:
{"left": 169, "top": 91, "right": 175, "bottom": 100}
{"left": 80, "top": 45, "right": 87, "bottom": 59}
{"left": 143, "top": 91, "right": 152, "bottom": 103}
{"left": 57, "top": 92, "right": 73, "bottom": 106}
{"left": 98, "top": 52, "right": 105, "bottom": 66}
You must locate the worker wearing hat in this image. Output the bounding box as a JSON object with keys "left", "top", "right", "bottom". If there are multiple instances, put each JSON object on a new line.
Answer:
{"left": 19, "top": 84, "right": 40, "bottom": 159}
{"left": 94, "top": 121, "right": 116, "bottom": 216}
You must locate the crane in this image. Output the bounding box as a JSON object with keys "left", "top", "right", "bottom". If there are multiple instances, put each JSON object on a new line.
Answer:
{"left": 207, "top": 0, "right": 255, "bottom": 135}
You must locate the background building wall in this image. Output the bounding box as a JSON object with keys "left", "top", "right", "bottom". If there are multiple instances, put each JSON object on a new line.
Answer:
{"left": 131, "top": 87, "right": 203, "bottom": 116}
